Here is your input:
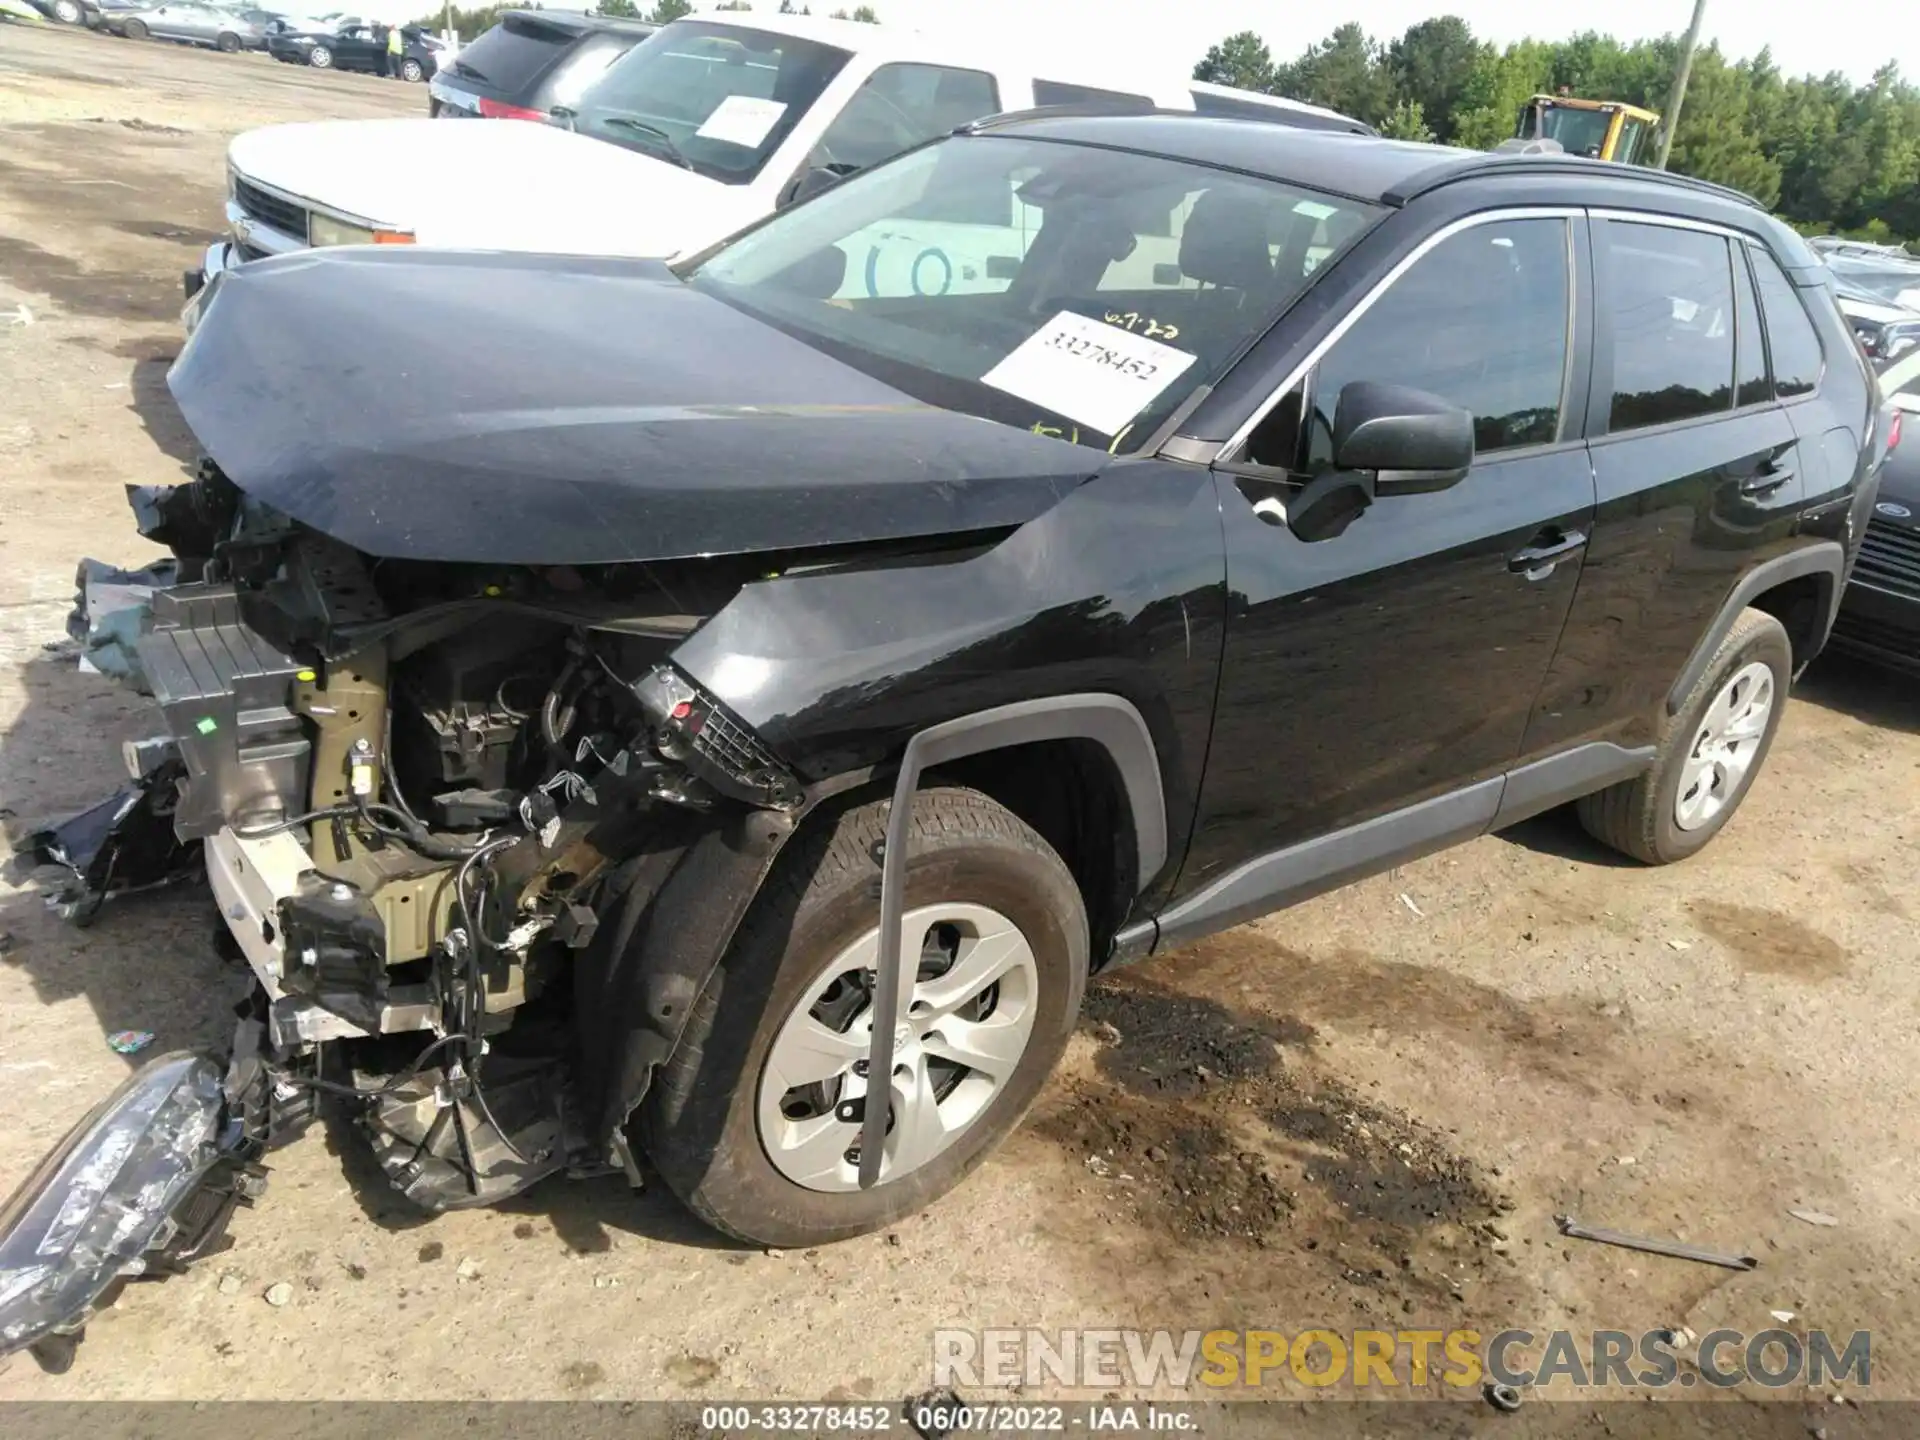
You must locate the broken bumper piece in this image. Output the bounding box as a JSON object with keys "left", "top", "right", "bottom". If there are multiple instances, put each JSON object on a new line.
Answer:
{"left": 0, "top": 1052, "right": 238, "bottom": 1370}
{"left": 19, "top": 758, "right": 201, "bottom": 924}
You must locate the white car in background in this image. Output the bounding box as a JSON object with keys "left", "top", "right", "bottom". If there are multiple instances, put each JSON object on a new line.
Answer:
{"left": 184, "top": 11, "right": 1367, "bottom": 319}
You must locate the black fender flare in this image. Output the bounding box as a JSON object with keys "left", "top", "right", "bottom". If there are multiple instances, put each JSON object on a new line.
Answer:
{"left": 1667, "top": 542, "right": 1845, "bottom": 714}
{"left": 578, "top": 694, "right": 1166, "bottom": 1146}
{"left": 853, "top": 693, "right": 1163, "bottom": 1185}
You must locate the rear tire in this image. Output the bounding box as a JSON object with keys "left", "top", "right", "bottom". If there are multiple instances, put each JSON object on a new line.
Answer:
{"left": 1577, "top": 607, "right": 1791, "bottom": 864}
{"left": 52, "top": 0, "right": 83, "bottom": 23}
{"left": 641, "top": 786, "right": 1089, "bottom": 1248}
{"left": 216, "top": 30, "right": 241, "bottom": 51}
{"left": 307, "top": 43, "right": 332, "bottom": 67}
{"left": 122, "top": 17, "right": 147, "bottom": 38}
{"left": 401, "top": 57, "right": 424, "bottom": 82}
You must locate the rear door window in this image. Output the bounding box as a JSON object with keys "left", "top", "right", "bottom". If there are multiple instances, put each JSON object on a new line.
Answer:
{"left": 1603, "top": 221, "right": 1734, "bottom": 432}
{"left": 1748, "top": 245, "right": 1825, "bottom": 399}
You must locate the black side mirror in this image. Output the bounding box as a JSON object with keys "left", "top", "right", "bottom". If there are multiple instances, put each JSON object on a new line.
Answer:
{"left": 1331, "top": 380, "right": 1475, "bottom": 496}
{"left": 779, "top": 165, "right": 845, "bottom": 210}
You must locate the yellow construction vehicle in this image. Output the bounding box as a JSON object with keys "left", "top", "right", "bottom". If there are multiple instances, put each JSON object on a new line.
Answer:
{"left": 1515, "top": 92, "right": 1662, "bottom": 165}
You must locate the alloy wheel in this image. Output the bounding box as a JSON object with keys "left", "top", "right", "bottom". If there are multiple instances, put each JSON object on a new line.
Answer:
{"left": 757, "top": 902, "right": 1039, "bottom": 1192}
{"left": 1674, "top": 660, "right": 1774, "bottom": 831}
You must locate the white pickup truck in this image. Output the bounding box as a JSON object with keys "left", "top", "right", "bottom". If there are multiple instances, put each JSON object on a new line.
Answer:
{"left": 186, "top": 12, "right": 1367, "bottom": 316}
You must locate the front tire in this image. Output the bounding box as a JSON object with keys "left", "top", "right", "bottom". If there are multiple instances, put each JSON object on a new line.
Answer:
{"left": 52, "top": 0, "right": 83, "bottom": 23}
{"left": 1578, "top": 606, "right": 1791, "bottom": 864}
{"left": 641, "top": 787, "right": 1089, "bottom": 1248}
{"left": 122, "top": 17, "right": 148, "bottom": 38}
{"left": 307, "top": 43, "right": 332, "bottom": 67}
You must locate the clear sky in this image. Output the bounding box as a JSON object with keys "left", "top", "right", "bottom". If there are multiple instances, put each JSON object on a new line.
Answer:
{"left": 702, "top": 1, "right": 1903, "bottom": 88}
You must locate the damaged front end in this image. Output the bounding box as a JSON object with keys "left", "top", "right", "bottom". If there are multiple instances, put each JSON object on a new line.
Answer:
{"left": 3, "top": 464, "right": 827, "bottom": 1366}
{"left": 1, "top": 244, "right": 1121, "bottom": 1368}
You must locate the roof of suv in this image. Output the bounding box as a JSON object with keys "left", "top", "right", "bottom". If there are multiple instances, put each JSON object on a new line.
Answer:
{"left": 498, "top": 7, "right": 657, "bottom": 36}
{"left": 974, "top": 112, "right": 1818, "bottom": 265}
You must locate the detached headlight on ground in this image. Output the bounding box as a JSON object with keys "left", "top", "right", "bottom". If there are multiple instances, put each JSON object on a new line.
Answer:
{"left": 308, "top": 213, "right": 413, "bottom": 248}
{"left": 0, "top": 1052, "right": 225, "bottom": 1360}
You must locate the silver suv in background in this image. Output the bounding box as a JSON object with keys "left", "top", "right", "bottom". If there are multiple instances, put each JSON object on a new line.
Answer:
{"left": 111, "top": 2, "right": 268, "bottom": 50}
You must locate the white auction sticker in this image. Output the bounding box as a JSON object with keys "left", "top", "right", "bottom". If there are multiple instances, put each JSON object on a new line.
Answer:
{"left": 981, "top": 310, "right": 1197, "bottom": 436}
{"left": 694, "top": 95, "right": 789, "bottom": 148}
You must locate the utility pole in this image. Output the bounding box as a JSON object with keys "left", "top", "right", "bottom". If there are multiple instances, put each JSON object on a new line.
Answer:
{"left": 1654, "top": 0, "right": 1707, "bottom": 170}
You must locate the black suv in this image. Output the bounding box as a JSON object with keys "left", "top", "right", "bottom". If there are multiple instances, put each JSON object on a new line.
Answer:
{"left": 427, "top": 10, "right": 655, "bottom": 119}
{"left": 0, "top": 113, "right": 1889, "bottom": 1365}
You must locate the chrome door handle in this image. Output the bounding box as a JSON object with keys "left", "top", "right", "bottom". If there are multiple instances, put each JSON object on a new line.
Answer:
{"left": 1739, "top": 469, "right": 1794, "bottom": 497}
{"left": 1507, "top": 529, "right": 1588, "bottom": 573}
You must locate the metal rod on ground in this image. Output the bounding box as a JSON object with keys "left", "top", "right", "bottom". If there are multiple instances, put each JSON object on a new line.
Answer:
{"left": 1654, "top": 0, "right": 1708, "bottom": 171}
{"left": 1556, "top": 1215, "right": 1757, "bottom": 1270}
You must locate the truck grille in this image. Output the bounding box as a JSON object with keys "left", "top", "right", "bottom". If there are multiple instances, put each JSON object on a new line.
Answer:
{"left": 1855, "top": 518, "right": 1920, "bottom": 599}
{"left": 1830, "top": 609, "right": 1920, "bottom": 662}
{"left": 233, "top": 176, "right": 308, "bottom": 242}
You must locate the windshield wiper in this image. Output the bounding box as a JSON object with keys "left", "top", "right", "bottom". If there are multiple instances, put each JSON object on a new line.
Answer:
{"left": 597, "top": 116, "right": 695, "bottom": 171}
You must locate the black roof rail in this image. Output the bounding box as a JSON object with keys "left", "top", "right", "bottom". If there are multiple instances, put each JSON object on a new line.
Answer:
{"left": 959, "top": 101, "right": 1167, "bottom": 133}
{"left": 960, "top": 103, "right": 1381, "bottom": 140}
{"left": 1383, "top": 154, "right": 1762, "bottom": 210}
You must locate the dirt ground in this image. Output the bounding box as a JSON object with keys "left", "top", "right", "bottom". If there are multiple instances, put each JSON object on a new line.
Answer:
{"left": 3, "top": 19, "right": 1920, "bottom": 1417}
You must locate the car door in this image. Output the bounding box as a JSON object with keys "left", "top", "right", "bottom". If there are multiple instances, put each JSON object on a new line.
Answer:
{"left": 1165, "top": 209, "right": 1598, "bottom": 932}
{"left": 335, "top": 23, "right": 375, "bottom": 69}
{"left": 185, "top": 3, "right": 222, "bottom": 41}
{"left": 1523, "top": 216, "right": 1804, "bottom": 758}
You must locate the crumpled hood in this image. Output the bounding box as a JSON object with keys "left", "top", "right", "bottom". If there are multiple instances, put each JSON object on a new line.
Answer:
{"left": 227, "top": 118, "right": 745, "bottom": 256}
{"left": 168, "top": 247, "right": 1097, "bottom": 565}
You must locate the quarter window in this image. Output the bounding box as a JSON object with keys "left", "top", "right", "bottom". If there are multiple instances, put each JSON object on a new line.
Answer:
{"left": 1748, "top": 244, "right": 1824, "bottom": 399}
{"left": 1605, "top": 221, "right": 1733, "bottom": 432}
{"left": 817, "top": 64, "right": 1000, "bottom": 175}
{"left": 1248, "top": 217, "right": 1571, "bottom": 471}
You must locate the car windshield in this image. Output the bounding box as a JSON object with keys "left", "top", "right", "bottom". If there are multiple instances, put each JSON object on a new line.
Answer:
{"left": 685, "top": 133, "right": 1381, "bottom": 453}
{"left": 1828, "top": 257, "right": 1920, "bottom": 310}
{"left": 1536, "top": 103, "right": 1613, "bottom": 158}
{"left": 570, "top": 22, "right": 851, "bottom": 185}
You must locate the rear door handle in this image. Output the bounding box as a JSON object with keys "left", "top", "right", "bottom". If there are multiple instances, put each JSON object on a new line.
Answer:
{"left": 1507, "top": 528, "right": 1588, "bottom": 575}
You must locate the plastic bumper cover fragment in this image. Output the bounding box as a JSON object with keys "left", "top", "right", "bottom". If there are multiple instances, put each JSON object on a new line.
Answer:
{"left": 0, "top": 1053, "right": 228, "bottom": 1365}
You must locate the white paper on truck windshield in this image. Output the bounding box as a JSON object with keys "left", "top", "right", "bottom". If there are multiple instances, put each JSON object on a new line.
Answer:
{"left": 695, "top": 95, "right": 789, "bottom": 148}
